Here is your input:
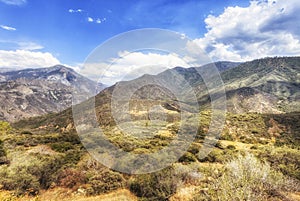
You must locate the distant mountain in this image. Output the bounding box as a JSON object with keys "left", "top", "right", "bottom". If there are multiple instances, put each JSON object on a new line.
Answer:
{"left": 222, "top": 57, "right": 300, "bottom": 113}
{"left": 12, "top": 57, "right": 300, "bottom": 132}
{"left": 126, "top": 57, "right": 300, "bottom": 114}
{"left": 0, "top": 65, "right": 105, "bottom": 122}
{"left": 0, "top": 67, "right": 21, "bottom": 73}
{"left": 164, "top": 61, "right": 241, "bottom": 87}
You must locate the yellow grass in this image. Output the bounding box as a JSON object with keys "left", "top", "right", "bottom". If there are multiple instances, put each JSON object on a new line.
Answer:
{"left": 219, "top": 140, "right": 255, "bottom": 150}
{"left": 170, "top": 185, "right": 197, "bottom": 201}
{"left": 288, "top": 192, "right": 300, "bottom": 201}
{"left": 0, "top": 188, "right": 138, "bottom": 201}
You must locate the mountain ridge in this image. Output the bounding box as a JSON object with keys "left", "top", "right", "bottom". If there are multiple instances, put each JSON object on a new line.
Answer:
{"left": 12, "top": 56, "right": 300, "bottom": 133}
{"left": 0, "top": 65, "right": 105, "bottom": 122}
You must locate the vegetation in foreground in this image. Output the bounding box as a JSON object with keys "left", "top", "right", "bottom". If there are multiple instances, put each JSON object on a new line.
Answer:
{"left": 0, "top": 110, "right": 299, "bottom": 201}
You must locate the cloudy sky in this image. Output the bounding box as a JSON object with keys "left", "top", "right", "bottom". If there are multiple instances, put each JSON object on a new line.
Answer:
{"left": 0, "top": 0, "right": 300, "bottom": 84}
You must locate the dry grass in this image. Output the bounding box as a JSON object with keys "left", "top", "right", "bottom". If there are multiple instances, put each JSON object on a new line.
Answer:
{"left": 27, "top": 145, "right": 58, "bottom": 156}
{"left": 288, "top": 192, "right": 300, "bottom": 201}
{"left": 170, "top": 185, "right": 197, "bottom": 201}
{"left": 219, "top": 140, "right": 255, "bottom": 150}
{"left": 0, "top": 188, "right": 138, "bottom": 201}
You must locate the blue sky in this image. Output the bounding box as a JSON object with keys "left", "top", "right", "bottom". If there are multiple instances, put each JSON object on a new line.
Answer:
{"left": 0, "top": 0, "right": 249, "bottom": 64}
{"left": 1, "top": 0, "right": 300, "bottom": 84}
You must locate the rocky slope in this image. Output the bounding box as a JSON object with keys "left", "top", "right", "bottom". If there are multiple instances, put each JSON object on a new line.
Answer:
{"left": 0, "top": 65, "right": 104, "bottom": 122}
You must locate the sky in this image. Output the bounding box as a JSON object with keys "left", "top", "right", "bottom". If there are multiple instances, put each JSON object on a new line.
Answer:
{"left": 0, "top": 0, "right": 300, "bottom": 84}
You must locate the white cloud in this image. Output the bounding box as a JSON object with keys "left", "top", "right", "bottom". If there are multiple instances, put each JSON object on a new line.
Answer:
{"left": 0, "top": 25, "right": 16, "bottom": 31}
{"left": 68, "top": 9, "right": 106, "bottom": 25}
{"left": 0, "top": 40, "right": 44, "bottom": 51}
{"left": 0, "top": 50, "right": 60, "bottom": 68}
{"left": 79, "top": 51, "right": 194, "bottom": 85}
{"left": 17, "top": 42, "right": 44, "bottom": 50}
{"left": 193, "top": 0, "right": 300, "bottom": 61}
{"left": 68, "top": 8, "right": 83, "bottom": 13}
{"left": 95, "top": 18, "right": 106, "bottom": 24}
{"left": 0, "top": 0, "right": 26, "bottom": 5}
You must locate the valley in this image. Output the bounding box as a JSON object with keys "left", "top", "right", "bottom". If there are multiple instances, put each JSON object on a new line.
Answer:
{"left": 0, "top": 56, "right": 299, "bottom": 200}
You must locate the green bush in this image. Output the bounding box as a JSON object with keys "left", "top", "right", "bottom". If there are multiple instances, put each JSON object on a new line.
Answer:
{"left": 250, "top": 145, "right": 258, "bottom": 149}
{"left": 75, "top": 155, "right": 125, "bottom": 195}
{"left": 219, "top": 132, "right": 234, "bottom": 141}
{"left": 0, "top": 121, "right": 12, "bottom": 135}
{"left": 20, "top": 130, "right": 32, "bottom": 135}
{"left": 257, "top": 146, "right": 300, "bottom": 180}
{"left": 0, "top": 140, "right": 8, "bottom": 165}
{"left": 198, "top": 149, "right": 225, "bottom": 163}
{"left": 226, "top": 145, "right": 236, "bottom": 150}
{"left": 129, "top": 167, "right": 179, "bottom": 201}
{"left": 63, "top": 149, "right": 83, "bottom": 165}
{"left": 86, "top": 170, "right": 125, "bottom": 195}
{"left": 187, "top": 143, "right": 201, "bottom": 155}
{"left": 178, "top": 152, "right": 197, "bottom": 163}
{"left": 0, "top": 167, "right": 40, "bottom": 195}
{"left": 215, "top": 141, "right": 226, "bottom": 149}
{"left": 0, "top": 140, "right": 6, "bottom": 157}
{"left": 0, "top": 152, "right": 65, "bottom": 195}
{"left": 25, "top": 154, "right": 65, "bottom": 189}
{"left": 51, "top": 142, "right": 73, "bottom": 152}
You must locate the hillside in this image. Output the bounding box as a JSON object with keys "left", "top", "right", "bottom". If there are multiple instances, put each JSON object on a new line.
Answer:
{"left": 222, "top": 57, "right": 300, "bottom": 113}
{"left": 15, "top": 57, "right": 300, "bottom": 130}
{"left": 0, "top": 65, "right": 104, "bottom": 122}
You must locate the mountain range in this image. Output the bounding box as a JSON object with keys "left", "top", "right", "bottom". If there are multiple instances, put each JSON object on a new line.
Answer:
{"left": 12, "top": 56, "right": 300, "bottom": 136}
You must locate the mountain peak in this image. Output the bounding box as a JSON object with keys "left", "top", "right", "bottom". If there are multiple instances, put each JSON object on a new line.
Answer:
{"left": 0, "top": 65, "right": 104, "bottom": 122}
{"left": 46, "top": 65, "right": 75, "bottom": 72}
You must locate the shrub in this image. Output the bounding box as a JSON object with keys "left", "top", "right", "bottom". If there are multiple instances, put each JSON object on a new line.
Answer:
{"left": 257, "top": 146, "right": 300, "bottom": 180}
{"left": 250, "top": 145, "right": 258, "bottom": 149}
{"left": 76, "top": 155, "right": 125, "bottom": 195}
{"left": 20, "top": 130, "right": 32, "bottom": 135}
{"left": 0, "top": 121, "right": 12, "bottom": 136}
{"left": 0, "top": 140, "right": 8, "bottom": 165}
{"left": 174, "top": 163, "right": 203, "bottom": 185}
{"left": 215, "top": 141, "right": 226, "bottom": 149}
{"left": 0, "top": 167, "right": 40, "bottom": 195}
{"left": 0, "top": 152, "right": 65, "bottom": 195}
{"left": 226, "top": 145, "right": 236, "bottom": 150}
{"left": 58, "top": 168, "right": 86, "bottom": 189}
{"left": 219, "top": 131, "right": 234, "bottom": 141}
{"left": 51, "top": 142, "right": 73, "bottom": 152}
{"left": 31, "top": 154, "right": 65, "bottom": 189}
{"left": 187, "top": 143, "right": 201, "bottom": 155}
{"left": 129, "top": 167, "right": 179, "bottom": 201}
{"left": 178, "top": 152, "right": 197, "bottom": 163}
{"left": 86, "top": 170, "right": 125, "bottom": 195}
{"left": 63, "top": 149, "right": 83, "bottom": 165}
{"left": 193, "top": 153, "right": 299, "bottom": 201}
{"left": 198, "top": 149, "right": 225, "bottom": 163}
{"left": 0, "top": 140, "right": 6, "bottom": 157}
